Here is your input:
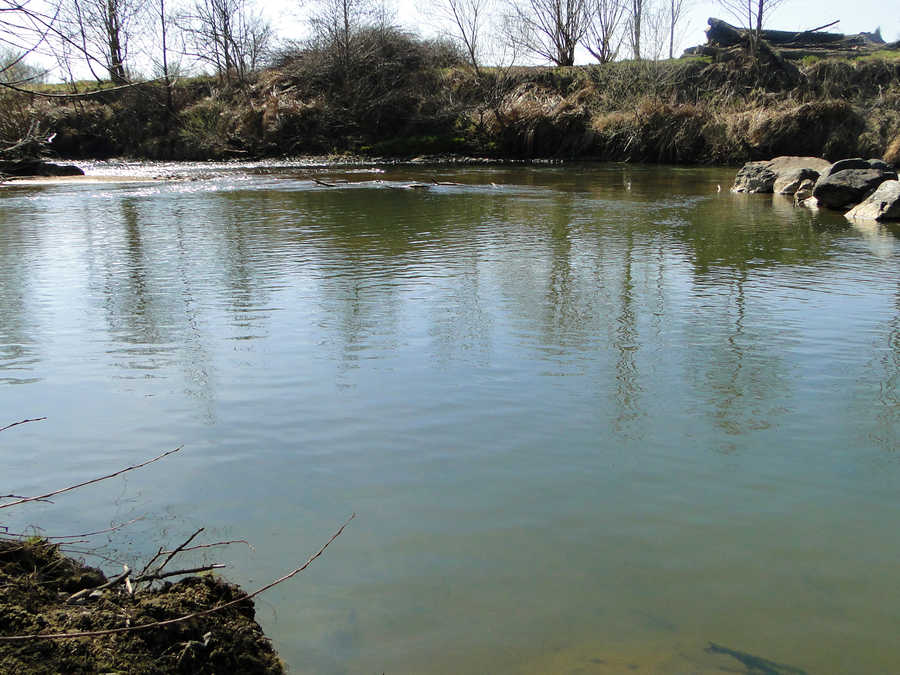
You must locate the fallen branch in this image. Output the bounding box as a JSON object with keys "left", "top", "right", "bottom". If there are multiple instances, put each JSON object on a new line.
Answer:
{"left": 0, "top": 513, "right": 355, "bottom": 641}
{"left": 0, "top": 446, "right": 183, "bottom": 510}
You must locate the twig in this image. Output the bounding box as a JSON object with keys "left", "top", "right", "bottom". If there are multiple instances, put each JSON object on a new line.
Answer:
{"left": 0, "top": 417, "right": 47, "bottom": 433}
{"left": 0, "top": 447, "right": 183, "bottom": 510}
{"left": 1, "top": 517, "right": 145, "bottom": 541}
{"left": 0, "top": 513, "right": 355, "bottom": 641}
{"left": 58, "top": 548, "right": 127, "bottom": 566}
{"left": 0, "top": 495, "right": 53, "bottom": 504}
{"left": 133, "top": 563, "right": 226, "bottom": 583}
{"left": 154, "top": 527, "right": 204, "bottom": 575}
{"left": 136, "top": 538, "right": 250, "bottom": 579}
{"left": 312, "top": 177, "right": 336, "bottom": 187}
{"left": 137, "top": 546, "right": 166, "bottom": 578}
{"left": 159, "top": 539, "right": 253, "bottom": 555}
{"left": 50, "top": 517, "right": 145, "bottom": 540}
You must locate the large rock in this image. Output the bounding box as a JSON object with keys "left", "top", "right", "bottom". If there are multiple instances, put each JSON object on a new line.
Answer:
{"left": 732, "top": 161, "right": 776, "bottom": 193}
{"left": 813, "top": 168, "right": 897, "bottom": 209}
{"left": 774, "top": 167, "right": 820, "bottom": 195}
{"left": 826, "top": 158, "right": 871, "bottom": 175}
{"left": 0, "top": 159, "right": 84, "bottom": 177}
{"left": 844, "top": 180, "right": 900, "bottom": 221}
{"left": 732, "top": 156, "right": 830, "bottom": 193}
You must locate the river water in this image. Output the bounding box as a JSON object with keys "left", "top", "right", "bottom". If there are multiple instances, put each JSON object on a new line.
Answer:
{"left": 2, "top": 162, "right": 899, "bottom": 673}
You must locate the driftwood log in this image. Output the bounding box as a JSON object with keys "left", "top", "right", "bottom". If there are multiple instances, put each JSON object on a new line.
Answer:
{"left": 685, "top": 18, "right": 897, "bottom": 60}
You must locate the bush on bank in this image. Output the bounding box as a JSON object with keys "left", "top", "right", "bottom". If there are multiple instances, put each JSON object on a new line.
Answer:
{"left": 5, "top": 32, "right": 900, "bottom": 165}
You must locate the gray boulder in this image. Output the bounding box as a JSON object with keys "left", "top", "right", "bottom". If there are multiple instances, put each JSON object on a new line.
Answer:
{"left": 844, "top": 180, "right": 900, "bottom": 221}
{"left": 868, "top": 159, "right": 894, "bottom": 172}
{"left": 732, "top": 161, "right": 777, "bottom": 193}
{"left": 826, "top": 158, "right": 872, "bottom": 175}
{"left": 813, "top": 168, "right": 897, "bottom": 209}
{"left": 775, "top": 167, "right": 820, "bottom": 195}
{"left": 732, "top": 156, "right": 830, "bottom": 193}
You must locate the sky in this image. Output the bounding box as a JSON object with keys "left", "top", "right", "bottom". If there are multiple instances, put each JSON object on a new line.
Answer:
{"left": 8, "top": 0, "right": 898, "bottom": 79}
{"left": 263, "top": 0, "right": 900, "bottom": 63}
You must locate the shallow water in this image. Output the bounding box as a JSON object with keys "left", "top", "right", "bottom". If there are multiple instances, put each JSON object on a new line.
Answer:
{"left": 2, "top": 163, "right": 899, "bottom": 673}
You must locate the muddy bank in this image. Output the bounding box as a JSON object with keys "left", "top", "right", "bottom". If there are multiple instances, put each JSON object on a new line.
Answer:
{"left": 0, "top": 538, "right": 283, "bottom": 674}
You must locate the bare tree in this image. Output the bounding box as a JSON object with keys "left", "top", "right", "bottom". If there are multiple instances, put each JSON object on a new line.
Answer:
{"left": 717, "top": 0, "right": 786, "bottom": 53}
{"left": 58, "top": 0, "right": 145, "bottom": 82}
{"left": 430, "top": 0, "right": 492, "bottom": 76}
{"left": 503, "top": 0, "right": 589, "bottom": 66}
{"left": 306, "top": 0, "right": 387, "bottom": 78}
{"left": 178, "top": 0, "right": 271, "bottom": 82}
{"left": 640, "top": 0, "right": 667, "bottom": 60}
{"left": 141, "top": 0, "right": 181, "bottom": 110}
{"left": 584, "top": 0, "right": 625, "bottom": 63}
{"left": 0, "top": 46, "right": 46, "bottom": 85}
{"left": 625, "top": 0, "right": 643, "bottom": 58}
{"left": 664, "top": 0, "right": 689, "bottom": 58}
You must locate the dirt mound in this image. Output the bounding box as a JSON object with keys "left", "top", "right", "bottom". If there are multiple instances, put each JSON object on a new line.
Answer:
{"left": 0, "top": 539, "right": 284, "bottom": 674}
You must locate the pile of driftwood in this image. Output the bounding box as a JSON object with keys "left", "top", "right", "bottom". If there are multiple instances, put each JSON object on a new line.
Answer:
{"left": 686, "top": 18, "right": 900, "bottom": 60}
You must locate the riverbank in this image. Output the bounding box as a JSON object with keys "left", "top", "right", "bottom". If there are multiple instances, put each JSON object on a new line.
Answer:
{"left": 5, "top": 36, "right": 899, "bottom": 168}
{"left": 0, "top": 538, "right": 283, "bottom": 674}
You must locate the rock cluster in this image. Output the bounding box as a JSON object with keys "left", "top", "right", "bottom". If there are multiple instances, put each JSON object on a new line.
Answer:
{"left": 731, "top": 155, "right": 900, "bottom": 221}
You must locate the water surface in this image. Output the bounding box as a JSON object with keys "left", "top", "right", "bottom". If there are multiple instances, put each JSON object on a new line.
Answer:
{"left": 2, "top": 163, "right": 899, "bottom": 673}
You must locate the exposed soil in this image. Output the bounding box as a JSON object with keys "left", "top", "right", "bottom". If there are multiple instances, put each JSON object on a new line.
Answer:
{"left": 0, "top": 538, "right": 284, "bottom": 674}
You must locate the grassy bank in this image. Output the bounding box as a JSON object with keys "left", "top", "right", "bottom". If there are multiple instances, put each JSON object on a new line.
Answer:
{"left": 6, "top": 35, "right": 900, "bottom": 165}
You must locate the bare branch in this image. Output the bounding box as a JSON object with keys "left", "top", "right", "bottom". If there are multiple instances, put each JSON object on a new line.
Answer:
{"left": 0, "top": 417, "right": 47, "bottom": 433}
{"left": 159, "top": 539, "right": 254, "bottom": 554}
{"left": 133, "top": 563, "right": 226, "bottom": 583}
{"left": 0, "top": 517, "right": 148, "bottom": 541}
{"left": 154, "top": 527, "right": 204, "bottom": 575}
{"left": 0, "top": 446, "right": 183, "bottom": 510}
